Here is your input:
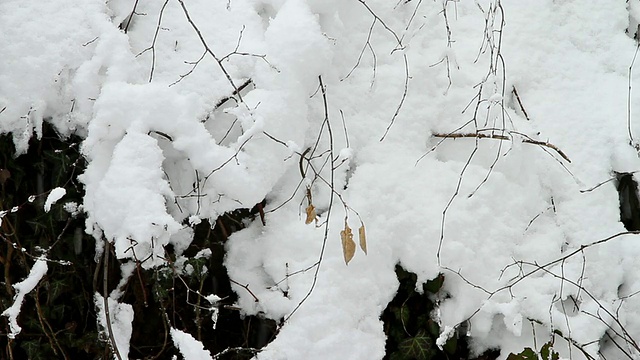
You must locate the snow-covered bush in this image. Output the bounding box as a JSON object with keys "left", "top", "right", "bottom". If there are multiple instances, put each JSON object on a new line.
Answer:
{"left": 4, "top": 0, "right": 640, "bottom": 359}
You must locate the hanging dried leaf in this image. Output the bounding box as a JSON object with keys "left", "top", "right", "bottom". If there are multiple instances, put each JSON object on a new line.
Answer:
{"left": 305, "top": 204, "right": 316, "bottom": 224}
{"left": 0, "top": 169, "right": 10, "bottom": 185}
{"left": 341, "top": 223, "right": 356, "bottom": 265}
{"left": 358, "top": 225, "right": 367, "bottom": 254}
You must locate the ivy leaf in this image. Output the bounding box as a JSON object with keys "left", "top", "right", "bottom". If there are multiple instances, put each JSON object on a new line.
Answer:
{"left": 48, "top": 279, "right": 67, "bottom": 303}
{"left": 507, "top": 347, "right": 538, "bottom": 360}
{"left": 424, "top": 274, "right": 445, "bottom": 294}
{"left": 21, "top": 339, "right": 45, "bottom": 360}
{"left": 443, "top": 333, "right": 458, "bottom": 355}
{"left": 427, "top": 319, "right": 440, "bottom": 337}
{"left": 540, "top": 341, "right": 559, "bottom": 360}
{"left": 398, "top": 330, "right": 434, "bottom": 360}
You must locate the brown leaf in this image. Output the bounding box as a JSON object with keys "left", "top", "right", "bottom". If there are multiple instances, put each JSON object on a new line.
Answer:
{"left": 358, "top": 225, "right": 367, "bottom": 254}
{"left": 0, "top": 169, "right": 10, "bottom": 185}
{"left": 341, "top": 223, "right": 356, "bottom": 265}
{"left": 305, "top": 204, "right": 316, "bottom": 224}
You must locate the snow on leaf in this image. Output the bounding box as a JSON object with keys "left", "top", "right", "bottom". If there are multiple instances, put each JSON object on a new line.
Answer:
{"left": 44, "top": 187, "right": 66, "bottom": 212}
{"left": 341, "top": 221, "right": 356, "bottom": 265}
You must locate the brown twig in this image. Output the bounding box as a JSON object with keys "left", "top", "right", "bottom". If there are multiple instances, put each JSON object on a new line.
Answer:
{"left": 432, "top": 132, "right": 571, "bottom": 163}
{"left": 35, "top": 285, "right": 68, "bottom": 359}
{"left": 512, "top": 86, "right": 530, "bottom": 121}
{"left": 103, "top": 241, "right": 123, "bottom": 360}
{"left": 229, "top": 279, "right": 260, "bottom": 303}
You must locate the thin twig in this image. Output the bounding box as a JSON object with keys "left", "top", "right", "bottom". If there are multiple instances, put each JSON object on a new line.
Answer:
{"left": 432, "top": 132, "right": 571, "bottom": 162}
{"left": 512, "top": 86, "right": 530, "bottom": 121}
{"left": 285, "top": 76, "right": 335, "bottom": 322}
{"left": 103, "top": 241, "right": 123, "bottom": 360}
{"left": 628, "top": 40, "right": 640, "bottom": 147}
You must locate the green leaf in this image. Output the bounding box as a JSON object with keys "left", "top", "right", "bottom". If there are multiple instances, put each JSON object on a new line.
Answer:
{"left": 21, "top": 339, "right": 44, "bottom": 360}
{"left": 398, "top": 330, "right": 434, "bottom": 360}
{"left": 443, "top": 334, "right": 457, "bottom": 355}
{"left": 399, "top": 304, "right": 410, "bottom": 327}
{"left": 424, "top": 274, "right": 445, "bottom": 293}
{"left": 507, "top": 347, "right": 538, "bottom": 360}
{"left": 48, "top": 279, "right": 67, "bottom": 303}
{"left": 426, "top": 319, "right": 440, "bottom": 337}
{"left": 540, "top": 341, "right": 559, "bottom": 360}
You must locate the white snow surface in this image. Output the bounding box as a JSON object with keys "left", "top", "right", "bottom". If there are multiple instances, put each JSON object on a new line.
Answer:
{"left": 4, "top": 0, "right": 640, "bottom": 359}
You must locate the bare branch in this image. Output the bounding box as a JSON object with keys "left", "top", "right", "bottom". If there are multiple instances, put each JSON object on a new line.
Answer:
{"left": 432, "top": 132, "right": 571, "bottom": 163}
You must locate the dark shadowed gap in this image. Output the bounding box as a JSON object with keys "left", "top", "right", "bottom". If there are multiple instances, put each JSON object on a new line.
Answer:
{"left": 616, "top": 172, "right": 640, "bottom": 231}
{"left": 0, "top": 123, "right": 276, "bottom": 360}
{"left": 381, "top": 265, "right": 499, "bottom": 360}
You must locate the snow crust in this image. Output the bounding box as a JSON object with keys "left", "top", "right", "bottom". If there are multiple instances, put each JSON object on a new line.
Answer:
{"left": 5, "top": 0, "right": 640, "bottom": 359}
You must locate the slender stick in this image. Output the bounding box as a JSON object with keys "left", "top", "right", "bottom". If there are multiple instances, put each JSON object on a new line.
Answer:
{"left": 103, "top": 241, "right": 122, "bottom": 360}
{"left": 432, "top": 132, "right": 571, "bottom": 163}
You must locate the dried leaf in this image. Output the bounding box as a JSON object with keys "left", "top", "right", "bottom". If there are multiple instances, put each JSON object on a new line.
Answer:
{"left": 358, "top": 225, "right": 367, "bottom": 254}
{"left": 341, "top": 223, "right": 356, "bottom": 265}
{"left": 305, "top": 204, "right": 316, "bottom": 224}
{"left": 0, "top": 169, "right": 10, "bottom": 185}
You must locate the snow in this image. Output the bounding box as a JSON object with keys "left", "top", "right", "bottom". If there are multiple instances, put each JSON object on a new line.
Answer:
{"left": 1, "top": 258, "right": 48, "bottom": 339}
{"left": 44, "top": 187, "right": 66, "bottom": 212}
{"left": 171, "top": 328, "right": 213, "bottom": 360}
{"left": 94, "top": 293, "right": 134, "bottom": 360}
{"left": 5, "top": 0, "right": 640, "bottom": 359}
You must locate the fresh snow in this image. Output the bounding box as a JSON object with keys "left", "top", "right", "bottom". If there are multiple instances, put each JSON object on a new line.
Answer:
{"left": 4, "top": 0, "right": 640, "bottom": 359}
{"left": 44, "top": 187, "right": 66, "bottom": 212}
{"left": 94, "top": 293, "right": 134, "bottom": 359}
{"left": 171, "top": 328, "right": 214, "bottom": 360}
{"left": 1, "top": 258, "right": 48, "bottom": 339}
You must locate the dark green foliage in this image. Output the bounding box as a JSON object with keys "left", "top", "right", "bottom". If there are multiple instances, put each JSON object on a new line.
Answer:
{"left": 507, "top": 347, "right": 537, "bottom": 360}
{"left": 0, "top": 123, "right": 102, "bottom": 359}
{"left": 0, "top": 123, "right": 275, "bottom": 359}
{"left": 382, "top": 266, "right": 499, "bottom": 360}
{"left": 506, "top": 341, "right": 559, "bottom": 360}
{"left": 540, "top": 342, "right": 560, "bottom": 360}
{"left": 397, "top": 330, "right": 435, "bottom": 360}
